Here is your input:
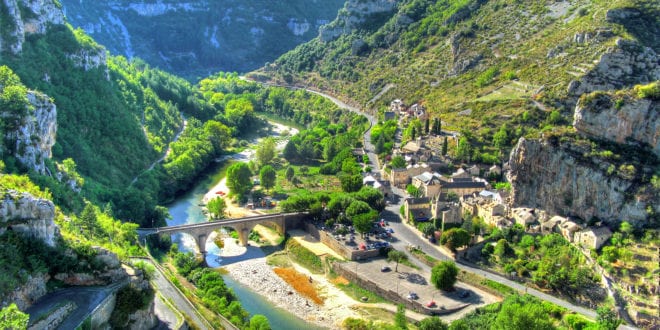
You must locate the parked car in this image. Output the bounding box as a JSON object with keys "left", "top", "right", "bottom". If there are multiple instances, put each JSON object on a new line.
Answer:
{"left": 426, "top": 301, "right": 437, "bottom": 308}
{"left": 380, "top": 266, "right": 391, "bottom": 272}
{"left": 406, "top": 292, "right": 419, "bottom": 300}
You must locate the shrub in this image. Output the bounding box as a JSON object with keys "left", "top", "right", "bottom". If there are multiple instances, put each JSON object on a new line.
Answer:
{"left": 634, "top": 81, "right": 660, "bottom": 99}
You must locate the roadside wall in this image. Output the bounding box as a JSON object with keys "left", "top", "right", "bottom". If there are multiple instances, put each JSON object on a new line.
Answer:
{"left": 90, "top": 290, "right": 117, "bottom": 328}
{"left": 305, "top": 223, "right": 380, "bottom": 260}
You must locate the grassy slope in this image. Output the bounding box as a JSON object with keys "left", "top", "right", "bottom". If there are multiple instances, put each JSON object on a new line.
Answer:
{"left": 262, "top": 0, "right": 657, "bottom": 156}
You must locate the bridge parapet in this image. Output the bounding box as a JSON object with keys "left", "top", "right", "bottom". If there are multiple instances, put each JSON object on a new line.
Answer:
{"left": 139, "top": 213, "right": 306, "bottom": 256}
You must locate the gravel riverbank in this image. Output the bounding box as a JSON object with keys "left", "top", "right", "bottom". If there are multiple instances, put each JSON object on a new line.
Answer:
{"left": 221, "top": 239, "right": 359, "bottom": 329}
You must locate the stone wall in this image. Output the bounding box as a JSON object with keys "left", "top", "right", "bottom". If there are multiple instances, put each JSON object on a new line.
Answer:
{"left": 28, "top": 301, "right": 76, "bottom": 330}
{"left": 305, "top": 223, "right": 380, "bottom": 260}
{"left": 90, "top": 290, "right": 117, "bottom": 329}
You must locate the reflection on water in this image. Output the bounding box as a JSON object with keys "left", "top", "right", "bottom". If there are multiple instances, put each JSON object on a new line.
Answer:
{"left": 166, "top": 162, "right": 322, "bottom": 330}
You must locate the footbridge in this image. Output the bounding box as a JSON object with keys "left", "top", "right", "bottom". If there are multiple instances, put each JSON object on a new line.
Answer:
{"left": 138, "top": 212, "right": 307, "bottom": 255}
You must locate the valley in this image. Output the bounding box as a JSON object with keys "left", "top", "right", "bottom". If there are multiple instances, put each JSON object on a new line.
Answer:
{"left": 0, "top": 0, "right": 658, "bottom": 329}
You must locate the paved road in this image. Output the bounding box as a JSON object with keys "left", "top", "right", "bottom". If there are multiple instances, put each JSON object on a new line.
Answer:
{"left": 25, "top": 282, "right": 124, "bottom": 329}
{"left": 247, "top": 78, "right": 599, "bottom": 320}
{"left": 379, "top": 187, "right": 597, "bottom": 320}
{"left": 131, "top": 257, "right": 214, "bottom": 330}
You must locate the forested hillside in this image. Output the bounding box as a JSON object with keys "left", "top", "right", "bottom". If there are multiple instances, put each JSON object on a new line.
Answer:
{"left": 1, "top": 1, "right": 348, "bottom": 227}
{"left": 60, "top": 0, "right": 345, "bottom": 79}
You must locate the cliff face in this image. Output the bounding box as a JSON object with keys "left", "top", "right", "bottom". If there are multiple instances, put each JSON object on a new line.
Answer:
{"left": 567, "top": 39, "right": 660, "bottom": 98}
{"left": 319, "top": 0, "right": 398, "bottom": 42}
{"left": 7, "top": 91, "right": 58, "bottom": 174}
{"left": 507, "top": 137, "right": 657, "bottom": 226}
{"left": 574, "top": 93, "right": 659, "bottom": 157}
{"left": 0, "top": 0, "right": 65, "bottom": 54}
{"left": 0, "top": 190, "right": 59, "bottom": 246}
{"left": 59, "top": 0, "right": 345, "bottom": 78}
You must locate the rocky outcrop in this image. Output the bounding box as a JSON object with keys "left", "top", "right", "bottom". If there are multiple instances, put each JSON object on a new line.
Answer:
{"left": 0, "top": 190, "right": 58, "bottom": 246}
{"left": 0, "top": 0, "right": 65, "bottom": 54}
{"left": 574, "top": 92, "right": 660, "bottom": 157}
{"left": 507, "top": 138, "right": 658, "bottom": 227}
{"left": 54, "top": 248, "right": 128, "bottom": 286}
{"left": 5, "top": 273, "right": 49, "bottom": 310}
{"left": 319, "top": 0, "right": 398, "bottom": 42}
{"left": 67, "top": 47, "right": 108, "bottom": 72}
{"left": 567, "top": 39, "right": 660, "bottom": 97}
{"left": 6, "top": 91, "right": 58, "bottom": 174}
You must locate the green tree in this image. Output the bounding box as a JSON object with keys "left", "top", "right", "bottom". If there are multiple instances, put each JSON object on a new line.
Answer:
{"left": 406, "top": 184, "right": 422, "bottom": 198}
{"left": 207, "top": 197, "right": 227, "bottom": 219}
{"left": 492, "top": 298, "right": 555, "bottom": 330}
{"left": 420, "top": 222, "right": 436, "bottom": 238}
{"left": 619, "top": 221, "right": 633, "bottom": 238}
{"left": 455, "top": 137, "right": 471, "bottom": 162}
{"left": 283, "top": 140, "right": 298, "bottom": 161}
{"left": 442, "top": 136, "right": 448, "bottom": 156}
{"left": 431, "top": 261, "right": 458, "bottom": 291}
{"left": 226, "top": 162, "right": 253, "bottom": 197}
{"left": 493, "top": 125, "right": 509, "bottom": 151}
{"left": 387, "top": 250, "right": 408, "bottom": 272}
{"left": 440, "top": 228, "right": 470, "bottom": 251}
{"left": 259, "top": 165, "right": 277, "bottom": 191}
{"left": 79, "top": 202, "right": 100, "bottom": 238}
{"left": 249, "top": 314, "right": 271, "bottom": 330}
{"left": 285, "top": 166, "right": 295, "bottom": 182}
{"left": 424, "top": 118, "right": 430, "bottom": 135}
{"left": 395, "top": 304, "right": 408, "bottom": 329}
{"left": 340, "top": 174, "right": 363, "bottom": 193}
{"left": 256, "top": 137, "right": 277, "bottom": 167}
{"left": 418, "top": 317, "right": 448, "bottom": 330}
{"left": 391, "top": 156, "right": 407, "bottom": 169}
{"left": 0, "top": 304, "right": 28, "bottom": 330}
{"left": 596, "top": 307, "right": 621, "bottom": 330}
{"left": 412, "top": 126, "right": 417, "bottom": 141}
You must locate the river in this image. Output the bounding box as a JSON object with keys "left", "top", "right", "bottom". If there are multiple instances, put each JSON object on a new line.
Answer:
{"left": 165, "top": 121, "right": 322, "bottom": 330}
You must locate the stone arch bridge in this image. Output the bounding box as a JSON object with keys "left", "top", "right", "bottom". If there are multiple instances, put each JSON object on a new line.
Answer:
{"left": 138, "top": 212, "right": 307, "bottom": 255}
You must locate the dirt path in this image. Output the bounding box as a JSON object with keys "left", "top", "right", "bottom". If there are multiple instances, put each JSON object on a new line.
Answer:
{"left": 130, "top": 113, "right": 187, "bottom": 186}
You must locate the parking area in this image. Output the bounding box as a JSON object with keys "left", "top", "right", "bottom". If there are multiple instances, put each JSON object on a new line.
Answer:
{"left": 321, "top": 219, "right": 398, "bottom": 253}
{"left": 345, "top": 258, "right": 488, "bottom": 313}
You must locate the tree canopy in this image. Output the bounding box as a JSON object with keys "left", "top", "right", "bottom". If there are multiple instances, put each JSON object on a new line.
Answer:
{"left": 226, "top": 162, "right": 252, "bottom": 197}
{"left": 431, "top": 261, "right": 458, "bottom": 291}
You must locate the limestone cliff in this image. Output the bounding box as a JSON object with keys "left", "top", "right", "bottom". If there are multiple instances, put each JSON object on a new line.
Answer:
{"left": 567, "top": 39, "right": 659, "bottom": 98}
{"left": 319, "top": 0, "right": 398, "bottom": 42}
{"left": 6, "top": 91, "right": 58, "bottom": 174}
{"left": 60, "top": 0, "right": 345, "bottom": 78}
{"left": 507, "top": 137, "right": 658, "bottom": 227}
{"left": 0, "top": 190, "right": 59, "bottom": 246}
{"left": 0, "top": 0, "right": 65, "bottom": 54}
{"left": 574, "top": 91, "right": 659, "bottom": 157}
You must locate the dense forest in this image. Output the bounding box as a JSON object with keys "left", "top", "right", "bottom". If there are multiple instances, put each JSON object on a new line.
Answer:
{"left": 0, "top": 21, "right": 345, "bottom": 227}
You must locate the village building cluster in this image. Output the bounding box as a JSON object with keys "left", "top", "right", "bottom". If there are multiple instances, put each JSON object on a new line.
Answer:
{"left": 378, "top": 98, "right": 614, "bottom": 252}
